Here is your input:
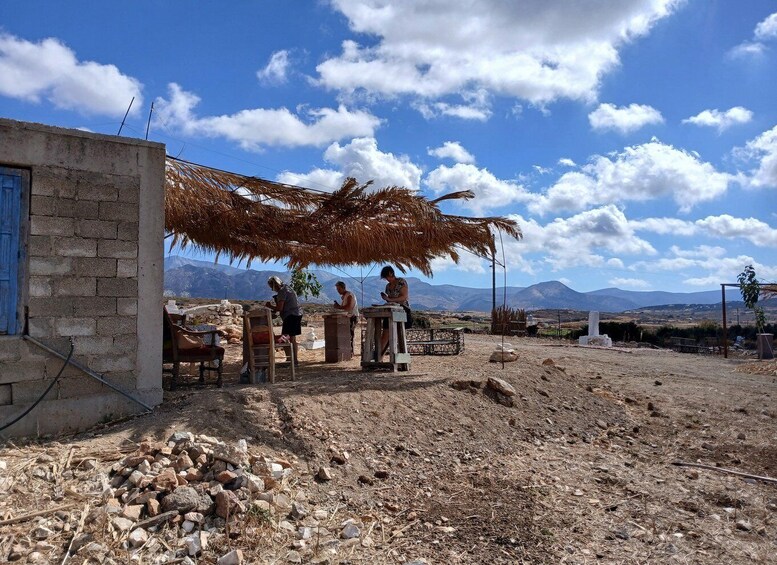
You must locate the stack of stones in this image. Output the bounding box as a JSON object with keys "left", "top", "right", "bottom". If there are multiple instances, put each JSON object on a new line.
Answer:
{"left": 183, "top": 301, "right": 244, "bottom": 344}
{"left": 89, "top": 432, "right": 366, "bottom": 563}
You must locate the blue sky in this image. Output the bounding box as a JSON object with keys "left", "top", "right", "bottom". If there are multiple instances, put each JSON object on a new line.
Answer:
{"left": 1, "top": 0, "right": 776, "bottom": 292}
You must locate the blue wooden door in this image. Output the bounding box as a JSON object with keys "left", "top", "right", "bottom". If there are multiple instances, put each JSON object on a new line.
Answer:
{"left": 0, "top": 167, "right": 22, "bottom": 335}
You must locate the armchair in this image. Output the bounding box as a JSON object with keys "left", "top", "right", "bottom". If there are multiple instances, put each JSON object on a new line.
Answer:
{"left": 163, "top": 308, "right": 224, "bottom": 389}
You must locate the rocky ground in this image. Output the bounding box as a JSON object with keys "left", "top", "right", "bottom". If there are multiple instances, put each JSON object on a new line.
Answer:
{"left": 1, "top": 333, "right": 776, "bottom": 564}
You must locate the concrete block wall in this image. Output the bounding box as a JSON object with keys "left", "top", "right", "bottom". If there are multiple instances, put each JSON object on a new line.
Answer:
{"left": 0, "top": 119, "right": 165, "bottom": 437}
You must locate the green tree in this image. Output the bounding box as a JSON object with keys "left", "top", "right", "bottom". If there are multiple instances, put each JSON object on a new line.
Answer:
{"left": 289, "top": 268, "right": 322, "bottom": 300}
{"left": 738, "top": 264, "right": 766, "bottom": 333}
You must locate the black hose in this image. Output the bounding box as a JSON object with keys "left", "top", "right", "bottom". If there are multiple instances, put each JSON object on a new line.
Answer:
{"left": 0, "top": 339, "right": 74, "bottom": 432}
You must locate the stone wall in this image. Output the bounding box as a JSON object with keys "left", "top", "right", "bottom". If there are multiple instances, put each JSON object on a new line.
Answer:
{"left": 0, "top": 119, "right": 165, "bottom": 437}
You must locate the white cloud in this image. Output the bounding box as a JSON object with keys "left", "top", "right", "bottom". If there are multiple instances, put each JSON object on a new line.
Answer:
{"left": 668, "top": 245, "right": 727, "bottom": 259}
{"left": 428, "top": 141, "right": 475, "bottom": 164}
{"left": 276, "top": 168, "right": 345, "bottom": 192}
{"left": 754, "top": 12, "right": 777, "bottom": 41}
{"left": 695, "top": 215, "right": 777, "bottom": 247}
{"left": 429, "top": 251, "right": 487, "bottom": 274}
{"left": 609, "top": 277, "right": 650, "bottom": 289}
{"left": 413, "top": 90, "right": 492, "bottom": 121}
{"left": 633, "top": 253, "right": 777, "bottom": 287}
{"left": 588, "top": 103, "right": 664, "bottom": 134}
{"left": 737, "top": 125, "right": 777, "bottom": 188}
{"left": 0, "top": 33, "right": 142, "bottom": 117}
{"left": 425, "top": 163, "right": 530, "bottom": 214}
{"left": 558, "top": 158, "right": 577, "bottom": 167}
{"left": 279, "top": 137, "right": 422, "bottom": 192}
{"left": 257, "top": 50, "right": 291, "bottom": 84}
{"left": 154, "top": 83, "right": 381, "bottom": 150}
{"left": 631, "top": 217, "right": 698, "bottom": 236}
{"left": 682, "top": 106, "right": 753, "bottom": 132}
{"left": 530, "top": 140, "right": 732, "bottom": 214}
{"left": 728, "top": 42, "right": 766, "bottom": 59}
{"left": 318, "top": 0, "right": 678, "bottom": 105}
{"left": 503, "top": 205, "right": 656, "bottom": 273}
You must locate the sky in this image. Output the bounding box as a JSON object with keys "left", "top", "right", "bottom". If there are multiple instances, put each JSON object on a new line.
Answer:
{"left": 1, "top": 0, "right": 776, "bottom": 293}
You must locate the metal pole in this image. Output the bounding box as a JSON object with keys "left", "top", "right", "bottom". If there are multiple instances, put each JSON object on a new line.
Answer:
{"left": 23, "top": 335, "right": 153, "bottom": 411}
{"left": 491, "top": 249, "right": 496, "bottom": 314}
{"left": 721, "top": 284, "right": 728, "bottom": 359}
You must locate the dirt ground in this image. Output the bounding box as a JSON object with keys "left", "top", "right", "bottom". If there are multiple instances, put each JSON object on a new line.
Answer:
{"left": 1, "top": 331, "right": 777, "bottom": 564}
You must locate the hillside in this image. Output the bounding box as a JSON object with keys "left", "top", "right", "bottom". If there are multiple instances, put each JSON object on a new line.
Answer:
{"left": 164, "top": 256, "right": 741, "bottom": 312}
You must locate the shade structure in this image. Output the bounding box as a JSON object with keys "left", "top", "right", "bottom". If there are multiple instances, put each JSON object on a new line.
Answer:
{"left": 164, "top": 157, "right": 521, "bottom": 276}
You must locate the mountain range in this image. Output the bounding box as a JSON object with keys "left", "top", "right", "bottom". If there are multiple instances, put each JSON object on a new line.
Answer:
{"left": 164, "top": 256, "right": 742, "bottom": 313}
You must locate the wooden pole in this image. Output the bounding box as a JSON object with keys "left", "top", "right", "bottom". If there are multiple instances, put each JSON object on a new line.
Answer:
{"left": 721, "top": 284, "right": 728, "bottom": 358}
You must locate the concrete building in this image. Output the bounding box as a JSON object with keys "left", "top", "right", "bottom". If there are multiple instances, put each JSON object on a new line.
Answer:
{"left": 0, "top": 119, "right": 165, "bottom": 437}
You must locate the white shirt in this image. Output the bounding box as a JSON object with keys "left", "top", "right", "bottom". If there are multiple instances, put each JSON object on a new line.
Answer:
{"left": 340, "top": 290, "right": 359, "bottom": 317}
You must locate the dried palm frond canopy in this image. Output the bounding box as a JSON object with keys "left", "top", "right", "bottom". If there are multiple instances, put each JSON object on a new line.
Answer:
{"left": 165, "top": 157, "right": 521, "bottom": 276}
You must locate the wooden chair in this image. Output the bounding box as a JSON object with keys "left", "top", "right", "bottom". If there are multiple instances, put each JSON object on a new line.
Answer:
{"left": 163, "top": 308, "right": 224, "bottom": 390}
{"left": 242, "top": 307, "right": 295, "bottom": 384}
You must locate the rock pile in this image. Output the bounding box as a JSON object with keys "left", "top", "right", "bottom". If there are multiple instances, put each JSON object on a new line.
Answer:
{"left": 183, "top": 301, "right": 244, "bottom": 344}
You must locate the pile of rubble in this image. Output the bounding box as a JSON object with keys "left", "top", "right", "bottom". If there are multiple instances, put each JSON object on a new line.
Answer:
{"left": 2, "top": 433, "right": 372, "bottom": 564}
{"left": 184, "top": 301, "right": 245, "bottom": 344}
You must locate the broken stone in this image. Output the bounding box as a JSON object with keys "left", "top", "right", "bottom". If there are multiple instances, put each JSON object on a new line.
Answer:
{"left": 596, "top": 420, "right": 608, "bottom": 430}
{"left": 215, "top": 490, "right": 244, "bottom": 519}
{"left": 289, "top": 502, "right": 308, "bottom": 520}
{"left": 317, "top": 467, "right": 332, "bottom": 481}
{"left": 161, "top": 487, "right": 213, "bottom": 515}
{"left": 152, "top": 468, "right": 178, "bottom": 492}
{"left": 212, "top": 444, "right": 244, "bottom": 466}
{"left": 128, "top": 528, "right": 148, "bottom": 548}
{"left": 736, "top": 519, "right": 752, "bottom": 532}
{"left": 487, "top": 376, "right": 516, "bottom": 397}
{"left": 341, "top": 523, "right": 360, "bottom": 539}
{"left": 168, "top": 431, "right": 195, "bottom": 444}
{"left": 185, "top": 534, "right": 202, "bottom": 556}
{"left": 111, "top": 517, "right": 134, "bottom": 532}
{"left": 33, "top": 526, "right": 53, "bottom": 540}
{"left": 122, "top": 504, "right": 143, "bottom": 521}
{"left": 217, "top": 470, "right": 237, "bottom": 484}
{"left": 175, "top": 454, "right": 194, "bottom": 472}
{"left": 217, "top": 549, "right": 244, "bottom": 565}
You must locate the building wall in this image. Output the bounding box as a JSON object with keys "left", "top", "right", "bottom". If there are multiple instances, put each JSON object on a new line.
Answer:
{"left": 0, "top": 119, "right": 165, "bottom": 437}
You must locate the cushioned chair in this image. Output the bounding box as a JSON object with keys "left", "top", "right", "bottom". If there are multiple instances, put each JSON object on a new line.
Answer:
{"left": 163, "top": 308, "right": 224, "bottom": 389}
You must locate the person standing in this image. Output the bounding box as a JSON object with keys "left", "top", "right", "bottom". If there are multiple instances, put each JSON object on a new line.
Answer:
{"left": 266, "top": 276, "right": 302, "bottom": 365}
{"left": 333, "top": 280, "right": 359, "bottom": 351}
{"left": 379, "top": 265, "right": 412, "bottom": 355}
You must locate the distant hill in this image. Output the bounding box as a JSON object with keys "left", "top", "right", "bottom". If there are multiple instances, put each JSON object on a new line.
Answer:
{"left": 163, "top": 256, "right": 741, "bottom": 312}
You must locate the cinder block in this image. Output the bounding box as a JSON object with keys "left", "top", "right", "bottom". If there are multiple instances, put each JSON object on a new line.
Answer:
{"left": 97, "top": 278, "right": 137, "bottom": 297}
{"left": 73, "top": 257, "right": 116, "bottom": 278}
{"left": 76, "top": 219, "right": 117, "bottom": 239}
{"left": 0, "top": 338, "right": 22, "bottom": 362}
{"left": 11, "top": 379, "right": 55, "bottom": 403}
{"left": 90, "top": 355, "right": 135, "bottom": 373}
{"left": 98, "top": 239, "right": 137, "bottom": 259}
{"left": 53, "top": 277, "right": 97, "bottom": 297}
{"left": 72, "top": 297, "right": 116, "bottom": 317}
{"left": 28, "top": 297, "right": 73, "bottom": 317}
{"left": 57, "top": 375, "right": 103, "bottom": 399}
{"left": 28, "top": 235, "right": 53, "bottom": 257}
{"left": 53, "top": 237, "right": 98, "bottom": 257}
{"left": 104, "top": 372, "right": 138, "bottom": 392}
{"left": 117, "top": 222, "right": 139, "bottom": 241}
{"left": 116, "top": 259, "right": 137, "bottom": 278}
{"left": 97, "top": 316, "right": 136, "bottom": 336}
{"left": 54, "top": 317, "right": 97, "bottom": 337}
{"left": 30, "top": 195, "right": 57, "bottom": 216}
{"left": 29, "top": 256, "right": 72, "bottom": 276}
{"left": 77, "top": 181, "right": 118, "bottom": 202}
{"left": 72, "top": 200, "right": 100, "bottom": 219}
{"left": 44, "top": 357, "right": 82, "bottom": 379}
{"left": 27, "top": 317, "right": 54, "bottom": 338}
{"left": 0, "top": 384, "right": 10, "bottom": 406}
{"left": 72, "top": 336, "right": 115, "bottom": 355}
{"left": 113, "top": 334, "right": 138, "bottom": 354}
{"left": 117, "top": 185, "right": 140, "bottom": 203}
{"left": 116, "top": 298, "right": 138, "bottom": 316}
{"left": 0, "top": 359, "right": 48, "bottom": 385}
{"left": 29, "top": 276, "right": 53, "bottom": 297}
{"left": 30, "top": 216, "right": 74, "bottom": 236}
{"left": 99, "top": 201, "right": 138, "bottom": 222}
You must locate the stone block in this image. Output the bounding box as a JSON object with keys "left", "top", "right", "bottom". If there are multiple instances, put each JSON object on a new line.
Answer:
{"left": 30, "top": 216, "right": 74, "bottom": 236}
{"left": 44, "top": 357, "right": 83, "bottom": 380}
{"left": 54, "top": 277, "right": 97, "bottom": 297}
{"left": 117, "top": 179, "right": 140, "bottom": 203}
{"left": 72, "top": 297, "right": 116, "bottom": 317}
{"left": 77, "top": 181, "right": 118, "bottom": 202}
{"left": 28, "top": 298, "right": 73, "bottom": 317}
{"left": 29, "top": 256, "right": 72, "bottom": 276}
{"left": 99, "top": 201, "right": 139, "bottom": 222}
{"left": 30, "top": 195, "right": 57, "bottom": 216}
{"left": 97, "top": 316, "right": 136, "bottom": 336}
{"left": 73, "top": 257, "right": 116, "bottom": 278}
{"left": 72, "top": 336, "right": 115, "bottom": 355}
{"left": 53, "top": 237, "right": 98, "bottom": 257}
{"left": 27, "top": 318, "right": 54, "bottom": 338}
{"left": 113, "top": 334, "right": 138, "bottom": 354}
{"left": 72, "top": 200, "right": 100, "bottom": 219}
{"left": 90, "top": 355, "right": 135, "bottom": 373}
{"left": 97, "top": 278, "right": 137, "bottom": 297}
{"left": 116, "top": 259, "right": 137, "bottom": 278}
{"left": 55, "top": 318, "right": 97, "bottom": 337}
{"left": 29, "top": 276, "right": 53, "bottom": 297}
{"left": 0, "top": 359, "right": 48, "bottom": 385}
{"left": 98, "top": 239, "right": 137, "bottom": 259}
{"left": 11, "top": 380, "right": 54, "bottom": 404}
{"left": 116, "top": 298, "right": 138, "bottom": 316}
{"left": 104, "top": 372, "right": 138, "bottom": 392}
{"left": 76, "top": 219, "right": 117, "bottom": 239}
{"left": 117, "top": 222, "right": 139, "bottom": 241}
{"left": 28, "top": 235, "right": 53, "bottom": 257}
